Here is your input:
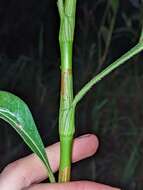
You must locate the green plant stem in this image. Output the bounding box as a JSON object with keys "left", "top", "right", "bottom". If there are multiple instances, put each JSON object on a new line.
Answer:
{"left": 73, "top": 42, "right": 143, "bottom": 107}
{"left": 58, "top": 0, "right": 77, "bottom": 182}
{"left": 59, "top": 135, "right": 73, "bottom": 182}
{"left": 58, "top": 42, "right": 75, "bottom": 182}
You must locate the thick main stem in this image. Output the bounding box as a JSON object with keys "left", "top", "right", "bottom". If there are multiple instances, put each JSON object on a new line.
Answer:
{"left": 58, "top": 42, "right": 75, "bottom": 182}
{"left": 59, "top": 136, "right": 73, "bottom": 182}
{"left": 58, "top": 0, "right": 77, "bottom": 182}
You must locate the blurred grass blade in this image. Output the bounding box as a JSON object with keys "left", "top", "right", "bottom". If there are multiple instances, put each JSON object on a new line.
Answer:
{"left": 0, "top": 91, "right": 55, "bottom": 183}
{"left": 110, "top": 0, "right": 119, "bottom": 13}
{"left": 122, "top": 145, "right": 140, "bottom": 183}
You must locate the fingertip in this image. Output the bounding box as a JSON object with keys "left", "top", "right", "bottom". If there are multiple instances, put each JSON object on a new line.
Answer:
{"left": 78, "top": 133, "right": 99, "bottom": 154}
{"left": 86, "top": 134, "right": 99, "bottom": 154}
{"left": 72, "top": 134, "right": 99, "bottom": 163}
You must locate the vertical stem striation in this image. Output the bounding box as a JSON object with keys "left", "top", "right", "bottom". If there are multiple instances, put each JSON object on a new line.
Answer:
{"left": 58, "top": 0, "right": 77, "bottom": 182}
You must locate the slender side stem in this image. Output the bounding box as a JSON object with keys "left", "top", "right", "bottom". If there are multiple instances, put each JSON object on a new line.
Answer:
{"left": 73, "top": 8, "right": 143, "bottom": 107}
{"left": 57, "top": 0, "right": 77, "bottom": 182}
{"left": 73, "top": 42, "right": 143, "bottom": 108}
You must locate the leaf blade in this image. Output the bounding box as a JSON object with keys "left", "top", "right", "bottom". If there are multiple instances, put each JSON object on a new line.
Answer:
{"left": 0, "top": 91, "right": 55, "bottom": 183}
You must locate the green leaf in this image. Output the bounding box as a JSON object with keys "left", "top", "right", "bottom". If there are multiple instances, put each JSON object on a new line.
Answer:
{"left": 0, "top": 91, "right": 55, "bottom": 183}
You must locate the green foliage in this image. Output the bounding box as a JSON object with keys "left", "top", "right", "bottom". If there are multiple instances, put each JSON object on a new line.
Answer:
{"left": 0, "top": 91, "right": 55, "bottom": 183}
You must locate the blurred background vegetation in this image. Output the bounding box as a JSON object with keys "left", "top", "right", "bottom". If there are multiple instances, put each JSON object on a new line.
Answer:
{"left": 0, "top": 0, "right": 143, "bottom": 189}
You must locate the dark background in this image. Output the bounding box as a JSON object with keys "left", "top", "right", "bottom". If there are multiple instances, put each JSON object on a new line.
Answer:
{"left": 0, "top": 0, "right": 143, "bottom": 189}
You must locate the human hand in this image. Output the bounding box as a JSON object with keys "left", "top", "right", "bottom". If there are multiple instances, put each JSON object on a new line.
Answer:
{"left": 0, "top": 134, "right": 120, "bottom": 190}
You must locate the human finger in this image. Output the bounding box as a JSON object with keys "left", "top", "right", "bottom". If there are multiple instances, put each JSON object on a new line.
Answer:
{"left": 0, "top": 134, "right": 98, "bottom": 190}
{"left": 27, "top": 181, "right": 120, "bottom": 190}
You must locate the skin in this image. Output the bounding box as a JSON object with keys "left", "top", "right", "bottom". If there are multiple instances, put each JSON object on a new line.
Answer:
{"left": 0, "top": 134, "right": 120, "bottom": 190}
